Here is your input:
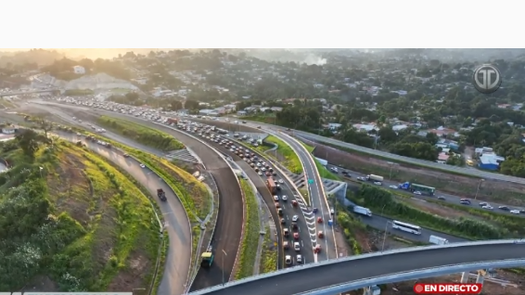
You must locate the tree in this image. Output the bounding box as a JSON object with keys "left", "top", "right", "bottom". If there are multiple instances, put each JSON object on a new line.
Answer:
{"left": 15, "top": 129, "right": 40, "bottom": 158}
{"left": 33, "top": 114, "right": 53, "bottom": 138}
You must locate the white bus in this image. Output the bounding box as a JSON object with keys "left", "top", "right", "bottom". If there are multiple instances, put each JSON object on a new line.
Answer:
{"left": 392, "top": 220, "right": 421, "bottom": 235}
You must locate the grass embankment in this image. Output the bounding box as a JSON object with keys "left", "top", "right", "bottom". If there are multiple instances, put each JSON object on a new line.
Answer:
{"left": 259, "top": 226, "right": 278, "bottom": 274}
{"left": 97, "top": 115, "right": 184, "bottom": 151}
{"left": 336, "top": 207, "right": 364, "bottom": 255}
{"left": 235, "top": 179, "right": 260, "bottom": 280}
{"left": 349, "top": 185, "right": 525, "bottom": 240}
{"left": 0, "top": 136, "right": 161, "bottom": 291}
{"left": 314, "top": 159, "right": 342, "bottom": 181}
{"left": 63, "top": 127, "right": 210, "bottom": 277}
{"left": 263, "top": 135, "right": 303, "bottom": 174}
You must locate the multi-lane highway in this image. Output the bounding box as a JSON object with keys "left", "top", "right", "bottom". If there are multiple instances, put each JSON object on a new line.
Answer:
{"left": 194, "top": 129, "right": 314, "bottom": 265}
{"left": 30, "top": 103, "right": 244, "bottom": 291}
{"left": 58, "top": 131, "right": 191, "bottom": 295}
{"left": 327, "top": 163, "right": 525, "bottom": 215}
{"left": 192, "top": 118, "right": 338, "bottom": 261}
{"left": 189, "top": 242, "right": 525, "bottom": 295}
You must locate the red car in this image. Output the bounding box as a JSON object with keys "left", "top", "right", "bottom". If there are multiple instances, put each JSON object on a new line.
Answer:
{"left": 293, "top": 232, "right": 299, "bottom": 240}
{"left": 317, "top": 217, "right": 323, "bottom": 223}
{"left": 314, "top": 245, "right": 321, "bottom": 254}
{"left": 292, "top": 200, "right": 298, "bottom": 207}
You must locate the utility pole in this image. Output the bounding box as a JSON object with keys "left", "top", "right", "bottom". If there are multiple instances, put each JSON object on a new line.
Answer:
{"left": 474, "top": 179, "right": 484, "bottom": 200}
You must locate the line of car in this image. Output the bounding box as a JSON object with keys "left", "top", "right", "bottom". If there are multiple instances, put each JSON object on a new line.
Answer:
{"left": 178, "top": 120, "right": 319, "bottom": 266}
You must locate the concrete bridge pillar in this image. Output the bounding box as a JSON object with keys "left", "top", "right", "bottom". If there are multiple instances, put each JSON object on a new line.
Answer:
{"left": 362, "top": 286, "right": 372, "bottom": 295}
{"left": 476, "top": 270, "right": 486, "bottom": 284}
{"left": 460, "top": 272, "right": 469, "bottom": 283}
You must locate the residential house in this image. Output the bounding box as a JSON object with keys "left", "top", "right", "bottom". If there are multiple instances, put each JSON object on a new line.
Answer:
{"left": 199, "top": 109, "right": 218, "bottom": 116}
{"left": 478, "top": 153, "right": 505, "bottom": 171}
{"left": 1, "top": 127, "right": 16, "bottom": 134}
{"left": 328, "top": 123, "right": 342, "bottom": 131}
{"left": 73, "top": 66, "right": 86, "bottom": 75}
{"left": 353, "top": 123, "right": 378, "bottom": 133}
{"left": 237, "top": 110, "right": 247, "bottom": 116}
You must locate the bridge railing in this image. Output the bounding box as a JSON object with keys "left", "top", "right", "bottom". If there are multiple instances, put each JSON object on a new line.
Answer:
{"left": 186, "top": 239, "right": 522, "bottom": 295}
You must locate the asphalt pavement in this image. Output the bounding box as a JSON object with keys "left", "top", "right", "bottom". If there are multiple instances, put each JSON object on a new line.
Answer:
{"left": 326, "top": 164, "right": 525, "bottom": 216}
{"left": 191, "top": 118, "right": 338, "bottom": 261}
{"left": 59, "top": 132, "right": 191, "bottom": 295}
{"left": 199, "top": 134, "right": 315, "bottom": 266}
{"left": 193, "top": 243, "right": 525, "bottom": 295}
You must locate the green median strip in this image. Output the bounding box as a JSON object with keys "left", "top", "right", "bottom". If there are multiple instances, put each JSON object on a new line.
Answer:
{"left": 263, "top": 135, "right": 303, "bottom": 174}
{"left": 97, "top": 115, "right": 184, "bottom": 151}
{"left": 235, "top": 179, "right": 261, "bottom": 280}
{"left": 259, "top": 225, "right": 278, "bottom": 274}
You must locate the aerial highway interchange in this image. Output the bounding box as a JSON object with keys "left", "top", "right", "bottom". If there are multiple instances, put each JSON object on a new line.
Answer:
{"left": 29, "top": 100, "right": 525, "bottom": 295}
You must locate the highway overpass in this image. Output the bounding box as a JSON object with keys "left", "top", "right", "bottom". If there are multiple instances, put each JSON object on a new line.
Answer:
{"left": 0, "top": 89, "right": 59, "bottom": 97}
{"left": 188, "top": 240, "right": 525, "bottom": 295}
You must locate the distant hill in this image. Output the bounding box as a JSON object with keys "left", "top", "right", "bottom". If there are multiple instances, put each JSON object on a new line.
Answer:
{"left": 0, "top": 49, "right": 67, "bottom": 66}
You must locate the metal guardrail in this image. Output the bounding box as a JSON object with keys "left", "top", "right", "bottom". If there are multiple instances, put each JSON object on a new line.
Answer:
{"left": 186, "top": 239, "right": 522, "bottom": 295}
{"left": 295, "top": 259, "right": 525, "bottom": 295}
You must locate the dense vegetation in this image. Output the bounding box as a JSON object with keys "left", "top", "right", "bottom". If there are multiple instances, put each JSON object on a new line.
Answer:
{"left": 0, "top": 130, "right": 161, "bottom": 291}
{"left": 41, "top": 57, "right": 131, "bottom": 81}
{"left": 259, "top": 226, "right": 277, "bottom": 274}
{"left": 350, "top": 185, "right": 525, "bottom": 240}
{"left": 263, "top": 135, "right": 303, "bottom": 174}
{"left": 97, "top": 116, "right": 184, "bottom": 151}
{"left": 235, "top": 179, "right": 260, "bottom": 279}
{"left": 336, "top": 207, "right": 364, "bottom": 254}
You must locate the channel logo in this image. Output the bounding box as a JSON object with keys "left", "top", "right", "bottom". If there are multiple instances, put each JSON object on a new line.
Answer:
{"left": 414, "top": 283, "right": 482, "bottom": 294}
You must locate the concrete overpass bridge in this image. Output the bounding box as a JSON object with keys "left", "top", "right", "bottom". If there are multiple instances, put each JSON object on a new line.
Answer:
{"left": 187, "top": 240, "right": 525, "bottom": 295}
{"left": 0, "top": 89, "right": 60, "bottom": 97}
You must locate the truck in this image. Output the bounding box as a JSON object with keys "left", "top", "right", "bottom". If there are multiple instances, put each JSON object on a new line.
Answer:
{"left": 398, "top": 182, "right": 436, "bottom": 196}
{"left": 366, "top": 174, "right": 383, "bottom": 182}
{"left": 200, "top": 246, "right": 214, "bottom": 267}
{"left": 267, "top": 178, "right": 277, "bottom": 194}
{"left": 167, "top": 118, "right": 178, "bottom": 125}
{"left": 157, "top": 188, "right": 167, "bottom": 201}
{"left": 353, "top": 206, "right": 372, "bottom": 217}
{"left": 429, "top": 235, "right": 449, "bottom": 245}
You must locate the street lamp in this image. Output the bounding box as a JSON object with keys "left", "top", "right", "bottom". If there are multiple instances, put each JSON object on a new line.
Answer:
{"left": 221, "top": 249, "right": 227, "bottom": 285}
{"left": 474, "top": 179, "right": 485, "bottom": 200}
{"left": 39, "top": 166, "right": 44, "bottom": 177}
{"left": 381, "top": 221, "right": 392, "bottom": 252}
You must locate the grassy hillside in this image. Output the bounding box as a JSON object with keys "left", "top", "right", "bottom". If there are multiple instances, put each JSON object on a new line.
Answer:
{"left": 0, "top": 132, "right": 161, "bottom": 291}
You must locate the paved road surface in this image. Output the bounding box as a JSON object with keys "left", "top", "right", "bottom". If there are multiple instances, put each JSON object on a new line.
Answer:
{"left": 189, "top": 243, "right": 525, "bottom": 295}
{"left": 202, "top": 135, "right": 315, "bottom": 266}
{"left": 326, "top": 164, "right": 525, "bottom": 215}
{"left": 60, "top": 132, "right": 191, "bottom": 295}
{"left": 191, "top": 118, "right": 337, "bottom": 261}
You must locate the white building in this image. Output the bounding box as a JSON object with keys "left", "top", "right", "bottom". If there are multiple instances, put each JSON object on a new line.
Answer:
{"left": 328, "top": 123, "right": 342, "bottom": 131}
{"left": 73, "top": 66, "right": 86, "bottom": 75}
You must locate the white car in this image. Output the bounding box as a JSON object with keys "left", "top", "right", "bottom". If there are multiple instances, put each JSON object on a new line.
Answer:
{"left": 292, "top": 215, "right": 299, "bottom": 222}
{"left": 389, "top": 185, "right": 398, "bottom": 189}
{"left": 278, "top": 179, "right": 284, "bottom": 184}
{"left": 285, "top": 255, "right": 292, "bottom": 265}
{"left": 510, "top": 209, "right": 520, "bottom": 214}
{"left": 273, "top": 195, "right": 279, "bottom": 201}
{"left": 258, "top": 171, "right": 263, "bottom": 176}
{"left": 413, "top": 191, "right": 422, "bottom": 195}
{"left": 296, "top": 254, "right": 303, "bottom": 264}
{"left": 294, "top": 242, "right": 301, "bottom": 252}
{"left": 139, "top": 163, "right": 146, "bottom": 168}
{"left": 482, "top": 205, "right": 493, "bottom": 210}
{"left": 282, "top": 195, "right": 288, "bottom": 201}
{"left": 373, "top": 181, "right": 382, "bottom": 186}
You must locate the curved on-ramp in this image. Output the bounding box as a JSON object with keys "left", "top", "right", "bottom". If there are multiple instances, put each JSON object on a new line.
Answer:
{"left": 188, "top": 240, "right": 525, "bottom": 295}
